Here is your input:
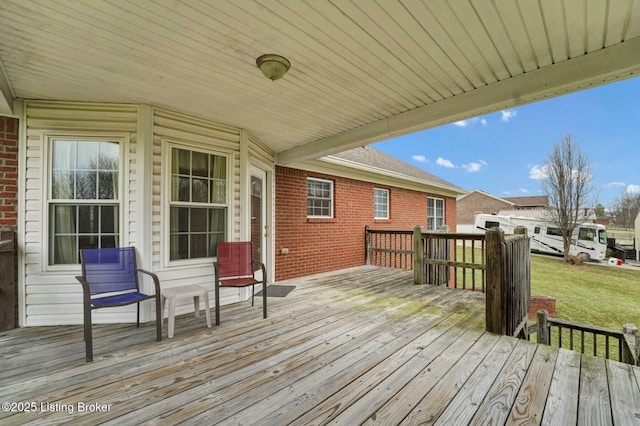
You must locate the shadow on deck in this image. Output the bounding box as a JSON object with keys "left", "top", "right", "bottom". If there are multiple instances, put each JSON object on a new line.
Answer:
{"left": 1, "top": 266, "right": 639, "bottom": 425}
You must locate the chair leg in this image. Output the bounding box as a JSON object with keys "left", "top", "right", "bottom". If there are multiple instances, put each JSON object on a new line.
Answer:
{"left": 251, "top": 285, "right": 255, "bottom": 306}
{"left": 83, "top": 304, "right": 93, "bottom": 363}
{"left": 155, "top": 294, "right": 162, "bottom": 342}
{"left": 215, "top": 281, "right": 220, "bottom": 326}
{"left": 136, "top": 301, "right": 141, "bottom": 328}
{"left": 262, "top": 282, "right": 267, "bottom": 319}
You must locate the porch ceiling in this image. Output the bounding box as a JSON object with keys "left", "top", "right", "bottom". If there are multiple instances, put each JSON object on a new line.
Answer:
{"left": 0, "top": 1, "right": 639, "bottom": 163}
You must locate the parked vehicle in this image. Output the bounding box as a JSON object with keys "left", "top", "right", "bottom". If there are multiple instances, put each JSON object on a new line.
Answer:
{"left": 474, "top": 213, "right": 607, "bottom": 261}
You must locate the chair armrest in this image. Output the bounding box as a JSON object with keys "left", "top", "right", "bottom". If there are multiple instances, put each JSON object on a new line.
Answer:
{"left": 137, "top": 269, "right": 161, "bottom": 295}
{"left": 258, "top": 261, "right": 267, "bottom": 284}
{"left": 75, "top": 276, "right": 92, "bottom": 302}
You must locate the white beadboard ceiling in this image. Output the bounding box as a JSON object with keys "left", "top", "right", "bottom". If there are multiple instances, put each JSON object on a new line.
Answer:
{"left": 0, "top": 0, "right": 639, "bottom": 163}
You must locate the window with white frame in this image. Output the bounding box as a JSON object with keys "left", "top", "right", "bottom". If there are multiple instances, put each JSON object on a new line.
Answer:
{"left": 169, "top": 146, "right": 227, "bottom": 261}
{"left": 307, "top": 178, "right": 333, "bottom": 218}
{"left": 48, "top": 139, "right": 121, "bottom": 265}
{"left": 427, "top": 197, "right": 445, "bottom": 230}
{"left": 374, "top": 188, "right": 389, "bottom": 219}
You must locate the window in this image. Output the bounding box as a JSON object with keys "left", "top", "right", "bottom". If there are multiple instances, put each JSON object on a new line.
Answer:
{"left": 427, "top": 197, "right": 445, "bottom": 230}
{"left": 484, "top": 221, "right": 500, "bottom": 229}
{"left": 534, "top": 226, "right": 541, "bottom": 234}
{"left": 307, "top": 178, "right": 333, "bottom": 218}
{"left": 374, "top": 188, "right": 389, "bottom": 219}
{"left": 598, "top": 229, "right": 606, "bottom": 244}
{"left": 169, "top": 147, "right": 227, "bottom": 261}
{"left": 547, "top": 227, "right": 562, "bottom": 236}
{"left": 578, "top": 227, "right": 596, "bottom": 241}
{"left": 48, "top": 139, "right": 120, "bottom": 265}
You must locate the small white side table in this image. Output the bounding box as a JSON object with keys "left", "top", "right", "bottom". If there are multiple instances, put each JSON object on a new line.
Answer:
{"left": 161, "top": 285, "right": 212, "bottom": 338}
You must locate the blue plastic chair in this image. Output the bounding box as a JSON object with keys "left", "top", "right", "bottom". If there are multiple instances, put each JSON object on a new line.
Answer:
{"left": 76, "top": 247, "right": 162, "bottom": 362}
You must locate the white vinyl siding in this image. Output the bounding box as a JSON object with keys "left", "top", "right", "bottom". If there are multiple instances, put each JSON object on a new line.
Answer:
{"left": 22, "top": 102, "right": 273, "bottom": 326}
{"left": 23, "top": 101, "right": 137, "bottom": 326}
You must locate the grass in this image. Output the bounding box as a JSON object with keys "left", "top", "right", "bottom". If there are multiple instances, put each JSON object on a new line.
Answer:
{"left": 531, "top": 255, "right": 640, "bottom": 330}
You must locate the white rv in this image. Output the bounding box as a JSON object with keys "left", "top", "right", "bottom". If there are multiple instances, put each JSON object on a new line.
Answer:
{"left": 474, "top": 213, "right": 607, "bottom": 260}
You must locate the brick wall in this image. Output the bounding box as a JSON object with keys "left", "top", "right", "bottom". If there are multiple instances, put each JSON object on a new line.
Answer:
{"left": 0, "top": 117, "right": 19, "bottom": 231}
{"left": 275, "top": 166, "right": 457, "bottom": 281}
{"left": 529, "top": 295, "right": 557, "bottom": 318}
{"left": 457, "top": 191, "right": 512, "bottom": 225}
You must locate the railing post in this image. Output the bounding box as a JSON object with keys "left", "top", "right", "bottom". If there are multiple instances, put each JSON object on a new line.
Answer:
{"left": 622, "top": 324, "right": 639, "bottom": 365}
{"left": 0, "top": 228, "right": 17, "bottom": 331}
{"left": 413, "top": 225, "right": 424, "bottom": 284}
{"left": 365, "top": 225, "right": 370, "bottom": 265}
{"left": 537, "top": 310, "right": 550, "bottom": 345}
{"left": 485, "top": 227, "right": 505, "bottom": 334}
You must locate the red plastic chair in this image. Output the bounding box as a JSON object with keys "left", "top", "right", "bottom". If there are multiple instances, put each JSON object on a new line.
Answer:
{"left": 214, "top": 242, "right": 267, "bottom": 325}
{"left": 76, "top": 247, "right": 162, "bottom": 362}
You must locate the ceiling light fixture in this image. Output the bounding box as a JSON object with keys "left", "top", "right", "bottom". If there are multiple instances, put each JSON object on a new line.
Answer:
{"left": 256, "top": 54, "right": 291, "bottom": 81}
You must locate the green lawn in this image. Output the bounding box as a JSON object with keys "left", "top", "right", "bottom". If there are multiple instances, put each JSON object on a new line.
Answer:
{"left": 531, "top": 255, "right": 640, "bottom": 330}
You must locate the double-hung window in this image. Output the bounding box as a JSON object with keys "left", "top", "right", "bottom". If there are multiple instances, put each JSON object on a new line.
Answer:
{"left": 427, "top": 197, "right": 445, "bottom": 230}
{"left": 374, "top": 188, "right": 389, "bottom": 219}
{"left": 169, "top": 147, "right": 227, "bottom": 261}
{"left": 48, "top": 138, "right": 121, "bottom": 265}
{"left": 307, "top": 178, "right": 333, "bottom": 218}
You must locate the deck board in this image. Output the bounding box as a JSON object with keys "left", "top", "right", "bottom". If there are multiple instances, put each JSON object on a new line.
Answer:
{"left": 0, "top": 266, "right": 637, "bottom": 425}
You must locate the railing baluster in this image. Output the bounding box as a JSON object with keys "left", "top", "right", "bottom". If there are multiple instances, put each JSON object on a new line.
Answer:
{"left": 570, "top": 329, "right": 574, "bottom": 350}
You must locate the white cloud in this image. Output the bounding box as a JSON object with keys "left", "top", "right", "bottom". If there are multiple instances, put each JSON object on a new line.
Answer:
{"left": 501, "top": 109, "right": 517, "bottom": 122}
{"left": 462, "top": 159, "right": 487, "bottom": 173}
{"left": 627, "top": 184, "right": 640, "bottom": 194}
{"left": 452, "top": 117, "right": 487, "bottom": 127}
{"left": 411, "top": 154, "right": 427, "bottom": 163}
{"left": 436, "top": 157, "right": 455, "bottom": 168}
{"left": 529, "top": 164, "right": 548, "bottom": 180}
{"left": 603, "top": 181, "right": 626, "bottom": 189}
{"left": 518, "top": 188, "right": 529, "bottom": 193}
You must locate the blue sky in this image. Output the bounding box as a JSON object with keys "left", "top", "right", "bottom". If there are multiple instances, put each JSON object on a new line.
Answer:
{"left": 373, "top": 76, "right": 640, "bottom": 208}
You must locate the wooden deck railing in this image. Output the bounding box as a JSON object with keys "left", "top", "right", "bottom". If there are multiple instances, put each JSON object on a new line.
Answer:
{"left": 412, "top": 227, "right": 486, "bottom": 291}
{"left": 484, "top": 227, "right": 531, "bottom": 338}
{"left": 412, "top": 226, "right": 530, "bottom": 338}
{"left": 365, "top": 227, "right": 414, "bottom": 270}
{"left": 533, "top": 310, "right": 639, "bottom": 364}
{"left": 366, "top": 226, "right": 638, "bottom": 362}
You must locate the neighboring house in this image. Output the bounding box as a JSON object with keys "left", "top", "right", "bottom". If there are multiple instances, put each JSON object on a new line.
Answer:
{"left": 457, "top": 190, "right": 550, "bottom": 232}
{"left": 275, "top": 147, "right": 464, "bottom": 281}
{"left": 456, "top": 190, "right": 515, "bottom": 232}
{"left": 503, "top": 195, "right": 549, "bottom": 209}
{"left": 0, "top": 110, "right": 463, "bottom": 327}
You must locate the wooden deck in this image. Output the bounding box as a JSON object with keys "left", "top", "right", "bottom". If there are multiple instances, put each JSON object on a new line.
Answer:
{"left": 1, "top": 266, "right": 640, "bottom": 425}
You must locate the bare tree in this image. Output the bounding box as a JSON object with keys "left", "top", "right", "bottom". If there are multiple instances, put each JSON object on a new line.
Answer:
{"left": 610, "top": 191, "right": 640, "bottom": 229}
{"left": 541, "top": 134, "right": 593, "bottom": 262}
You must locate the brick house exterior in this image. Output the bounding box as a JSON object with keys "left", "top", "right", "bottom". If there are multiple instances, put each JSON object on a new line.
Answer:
{"left": 456, "top": 190, "right": 550, "bottom": 232}
{"left": 456, "top": 190, "right": 514, "bottom": 231}
{"left": 0, "top": 116, "right": 18, "bottom": 330}
{"left": 0, "top": 116, "right": 18, "bottom": 231}
{"left": 275, "top": 147, "right": 462, "bottom": 281}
